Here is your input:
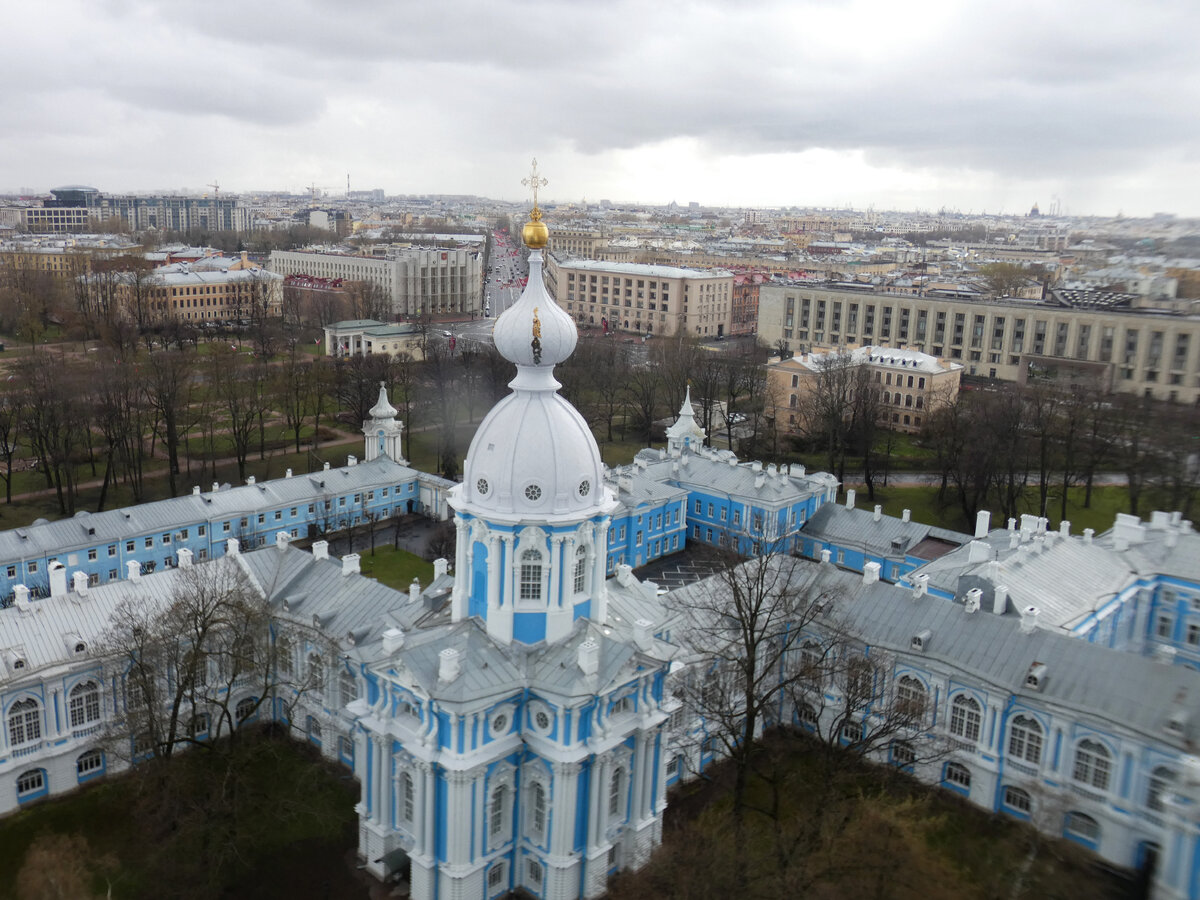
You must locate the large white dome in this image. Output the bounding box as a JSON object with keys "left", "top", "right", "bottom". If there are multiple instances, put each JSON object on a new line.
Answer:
{"left": 453, "top": 248, "right": 611, "bottom": 524}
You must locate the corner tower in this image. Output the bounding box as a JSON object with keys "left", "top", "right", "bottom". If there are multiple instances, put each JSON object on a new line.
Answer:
{"left": 448, "top": 163, "right": 617, "bottom": 645}
{"left": 362, "top": 382, "right": 406, "bottom": 464}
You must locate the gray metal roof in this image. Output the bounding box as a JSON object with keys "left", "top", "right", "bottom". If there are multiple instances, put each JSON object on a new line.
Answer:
{"left": 0, "top": 456, "right": 419, "bottom": 562}
{"left": 801, "top": 503, "right": 971, "bottom": 559}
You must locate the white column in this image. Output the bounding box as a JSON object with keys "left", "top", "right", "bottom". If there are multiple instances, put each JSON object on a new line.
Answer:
{"left": 452, "top": 518, "right": 470, "bottom": 621}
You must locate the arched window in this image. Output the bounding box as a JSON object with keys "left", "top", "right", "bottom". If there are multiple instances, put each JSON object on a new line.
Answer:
{"left": 76, "top": 749, "right": 104, "bottom": 778}
{"left": 1065, "top": 811, "right": 1101, "bottom": 844}
{"left": 306, "top": 715, "right": 322, "bottom": 743}
{"left": 1073, "top": 739, "right": 1111, "bottom": 790}
{"left": 915, "top": 396, "right": 924, "bottom": 409}
{"left": 519, "top": 549, "right": 543, "bottom": 602}
{"left": 795, "top": 703, "right": 818, "bottom": 730}
{"left": 235, "top": 697, "right": 257, "bottom": 724}
{"left": 949, "top": 695, "right": 982, "bottom": 742}
{"left": 277, "top": 633, "right": 295, "bottom": 677}
{"left": 401, "top": 771, "right": 415, "bottom": 824}
{"left": 573, "top": 546, "right": 587, "bottom": 594}
{"left": 15, "top": 768, "right": 46, "bottom": 801}
{"left": 531, "top": 781, "right": 547, "bottom": 838}
{"left": 1008, "top": 715, "right": 1043, "bottom": 765}
{"left": 1148, "top": 765, "right": 1177, "bottom": 812}
{"left": 339, "top": 669, "right": 356, "bottom": 707}
{"left": 489, "top": 783, "right": 508, "bottom": 839}
{"left": 609, "top": 766, "right": 625, "bottom": 819}
{"left": 308, "top": 653, "right": 325, "bottom": 692}
{"left": 895, "top": 675, "right": 927, "bottom": 721}
{"left": 8, "top": 698, "right": 42, "bottom": 746}
{"left": 1003, "top": 785, "right": 1031, "bottom": 814}
{"left": 68, "top": 682, "right": 101, "bottom": 729}
{"left": 944, "top": 762, "right": 971, "bottom": 790}
{"left": 799, "top": 641, "right": 823, "bottom": 687}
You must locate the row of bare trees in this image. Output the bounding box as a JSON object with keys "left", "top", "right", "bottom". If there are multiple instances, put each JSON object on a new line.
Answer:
{"left": 925, "top": 380, "right": 1200, "bottom": 524}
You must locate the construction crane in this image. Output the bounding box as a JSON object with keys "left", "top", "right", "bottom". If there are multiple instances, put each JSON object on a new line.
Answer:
{"left": 207, "top": 180, "right": 220, "bottom": 200}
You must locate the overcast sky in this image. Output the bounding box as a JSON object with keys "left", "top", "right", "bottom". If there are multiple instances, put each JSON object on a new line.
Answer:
{"left": 3, "top": 0, "right": 1198, "bottom": 217}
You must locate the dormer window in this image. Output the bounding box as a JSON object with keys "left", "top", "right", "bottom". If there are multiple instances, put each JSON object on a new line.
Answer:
{"left": 74, "top": 642, "right": 86, "bottom": 654}
{"left": 911, "top": 630, "right": 931, "bottom": 652}
{"left": 1025, "top": 662, "right": 1047, "bottom": 691}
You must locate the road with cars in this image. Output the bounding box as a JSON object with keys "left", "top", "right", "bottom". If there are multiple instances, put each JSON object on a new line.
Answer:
{"left": 451, "top": 229, "right": 527, "bottom": 349}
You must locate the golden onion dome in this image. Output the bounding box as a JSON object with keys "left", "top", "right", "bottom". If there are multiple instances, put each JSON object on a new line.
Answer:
{"left": 522, "top": 206, "right": 549, "bottom": 249}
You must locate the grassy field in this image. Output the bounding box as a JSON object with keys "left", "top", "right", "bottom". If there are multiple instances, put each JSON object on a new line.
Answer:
{"left": 357, "top": 545, "right": 435, "bottom": 590}
{"left": 857, "top": 482, "right": 1165, "bottom": 535}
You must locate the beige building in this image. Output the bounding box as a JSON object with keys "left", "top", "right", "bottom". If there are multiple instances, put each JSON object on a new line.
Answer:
{"left": 125, "top": 264, "right": 283, "bottom": 324}
{"left": 759, "top": 283, "right": 1200, "bottom": 403}
{"left": 767, "top": 344, "right": 963, "bottom": 436}
{"left": 270, "top": 247, "right": 483, "bottom": 318}
{"left": 324, "top": 319, "right": 425, "bottom": 360}
{"left": 546, "top": 257, "right": 734, "bottom": 337}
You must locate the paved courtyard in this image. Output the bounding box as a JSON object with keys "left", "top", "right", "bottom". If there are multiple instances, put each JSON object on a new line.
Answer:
{"left": 632, "top": 545, "right": 734, "bottom": 593}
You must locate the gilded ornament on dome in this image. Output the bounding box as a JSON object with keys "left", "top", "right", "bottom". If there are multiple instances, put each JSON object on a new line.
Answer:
{"left": 531, "top": 306, "right": 543, "bottom": 365}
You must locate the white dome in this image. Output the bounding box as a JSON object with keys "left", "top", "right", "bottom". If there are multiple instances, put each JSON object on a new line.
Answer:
{"left": 459, "top": 390, "right": 606, "bottom": 521}
{"left": 453, "top": 248, "right": 610, "bottom": 523}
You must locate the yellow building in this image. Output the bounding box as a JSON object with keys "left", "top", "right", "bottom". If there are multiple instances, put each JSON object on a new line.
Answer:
{"left": 767, "top": 344, "right": 963, "bottom": 436}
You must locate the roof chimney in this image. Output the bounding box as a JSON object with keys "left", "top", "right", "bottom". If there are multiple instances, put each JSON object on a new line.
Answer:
{"left": 13, "top": 584, "right": 31, "bottom": 611}
{"left": 347, "top": 455, "right": 357, "bottom": 467}
{"left": 1019, "top": 605, "right": 1040, "bottom": 634}
{"left": 975, "top": 510, "right": 991, "bottom": 539}
{"left": 434, "top": 558, "right": 448, "bottom": 578}
{"left": 192, "top": 485, "right": 201, "bottom": 495}
{"left": 964, "top": 588, "right": 982, "bottom": 613}
{"left": 967, "top": 540, "right": 991, "bottom": 562}
{"left": 212, "top": 481, "right": 220, "bottom": 492}
{"left": 342, "top": 553, "right": 360, "bottom": 576}
{"left": 845, "top": 489, "right": 856, "bottom": 510}
{"left": 246, "top": 475, "right": 255, "bottom": 485}
{"left": 863, "top": 561, "right": 881, "bottom": 585}
{"left": 312, "top": 540, "right": 329, "bottom": 560}
{"left": 873, "top": 504, "right": 882, "bottom": 523}
{"left": 993, "top": 584, "right": 1009, "bottom": 615}
{"left": 438, "top": 647, "right": 461, "bottom": 683}
{"left": 578, "top": 638, "right": 600, "bottom": 676}
{"left": 633, "top": 618, "right": 654, "bottom": 651}
{"left": 382, "top": 627, "right": 405, "bottom": 654}
{"left": 911, "top": 573, "right": 929, "bottom": 599}
{"left": 820, "top": 548, "right": 832, "bottom": 564}
{"left": 1083, "top": 528, "right": 1094, "bottom": 545}
{"left": 127, "top": 560, "right": 142, "bottom": 582}
{"left": 285, "top": 468, "right": 293, "bottom": 478}
{"left": 72, "top": 570, "right": 89, "bottom": 596}
{"left": 1059, "top": 520, "right": 1071, "bottom": 538}
{"left": 409, "top": 578, "right": 421, "bottom": 603}
{"left": 226, "top": 538, "right": 240, "bottom": 557}
{"left": 902, "top": 508, "right": 911, "bottom": 523}
{"left": 177, "top": 547, "right": 194, "bottom": 568}
{"left": 49, "top": 561, "right": 67, "bottom": 598}
{"left": 276, "top": 531, "right": 289, "bottom": 551}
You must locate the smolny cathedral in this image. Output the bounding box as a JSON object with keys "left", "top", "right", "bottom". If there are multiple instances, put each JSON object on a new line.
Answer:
{"left": 3, "top": 203, "right": 1200, "bottom": 900}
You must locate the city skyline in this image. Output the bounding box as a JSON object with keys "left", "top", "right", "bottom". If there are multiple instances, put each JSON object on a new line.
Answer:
{"left": 3, "top": 0, "right": 1198, "bottom": 218}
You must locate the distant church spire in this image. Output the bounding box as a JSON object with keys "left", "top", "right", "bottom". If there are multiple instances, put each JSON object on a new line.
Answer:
{"left": 363, "top": 382, "right": 406, "bottom": 464}
{"left": 666, "top": 385, "right": 706, "bottom": 454}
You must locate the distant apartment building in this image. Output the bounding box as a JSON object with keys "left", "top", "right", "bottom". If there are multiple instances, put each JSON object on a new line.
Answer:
{"left": 27, "top": 186, "right": 252, "bottom": 233}
{"left": 759, "top": 283, "right": 1200, "bottom": 403}
{"left": 546, "top": 257, "right": 734, "bottom": 337}
{"left": 766, "top": 344, "right": 963, "bottom": 435}
{"left": 269, "top": 248, "right": 483, "bottom": 318}
{"left": 0, "top": 236, "right": 138, "bottom": 278}
{"left": 731, "top": 273, "right": 764, "bottom": 336}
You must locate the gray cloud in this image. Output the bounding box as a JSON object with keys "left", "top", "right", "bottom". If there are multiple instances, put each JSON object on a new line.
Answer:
{"left": 2, "top": 0, "right": 1198, "bottom": 214}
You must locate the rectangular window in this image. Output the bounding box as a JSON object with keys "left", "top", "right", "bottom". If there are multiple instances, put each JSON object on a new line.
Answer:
{"left": 694, "top": 500, "right": 701, "bottom": 514}
{"left": 5, "top": 565, "right": 14, "bottom": 578}
{"left": 144, "top": 537, "right": 153, "bottom": 549}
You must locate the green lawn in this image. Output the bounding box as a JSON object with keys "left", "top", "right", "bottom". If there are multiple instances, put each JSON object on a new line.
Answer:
{"left": 357, "top": 545, "right": 435, "bottom": 591}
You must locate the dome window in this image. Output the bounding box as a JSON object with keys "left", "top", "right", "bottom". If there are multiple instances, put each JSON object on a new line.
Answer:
{"left": 578, "top": 480, "right": 591, "bottom": 497}
{"left": 476, "top": 478, "right": 490, "bottom": 496}
{"left": 524, "top": 484, "right": 543, "bottom": 502}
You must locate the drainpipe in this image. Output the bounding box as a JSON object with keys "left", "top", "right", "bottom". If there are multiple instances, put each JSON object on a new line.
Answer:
{"left": 992, "top": 694, "right": 1018, "bottom": 813}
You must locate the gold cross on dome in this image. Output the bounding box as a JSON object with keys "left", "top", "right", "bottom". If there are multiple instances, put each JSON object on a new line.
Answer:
{"left": 522, "top": 158, "right": 548, "bottom": 211}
